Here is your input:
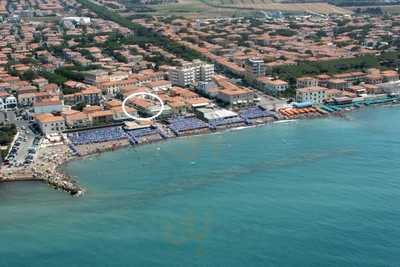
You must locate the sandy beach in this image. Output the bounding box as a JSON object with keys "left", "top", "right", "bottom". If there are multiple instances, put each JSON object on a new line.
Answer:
{"left": 3, "top": 101, "right": 398, "bottom": 196}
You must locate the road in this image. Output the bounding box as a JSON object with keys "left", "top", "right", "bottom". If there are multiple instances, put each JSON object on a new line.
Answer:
{"left": 6, "top": 118, "right": 39, "bottom": 167}
{"left": 13, "top": 127, "right": 36, "bottom": 163}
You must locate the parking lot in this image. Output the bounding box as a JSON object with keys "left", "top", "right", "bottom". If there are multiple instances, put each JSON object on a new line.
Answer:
{"left": 4, "top": 121, "right": 40, "bottom": 168}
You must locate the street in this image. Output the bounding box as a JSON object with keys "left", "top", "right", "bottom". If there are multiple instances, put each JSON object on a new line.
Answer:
{"left": 4, "top": 116, "right": 39, "bottom": 168}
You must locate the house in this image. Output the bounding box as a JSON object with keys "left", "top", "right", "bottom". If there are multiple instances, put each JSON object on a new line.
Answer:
{"left": 184, "top": 97, "right": 210, "bottom": 109}
{"left": 146, "top": 80, "right": 172, "bottom": 92}
{"left": 33, "top": 98, "right": 63, "bottom": 114}
{"left": 32, "top": 78, "right": 48, "bottom": 90}
{"left": 111, "top": 106, "right": 137, "bottom": 121}
{"left": 296, "top": 77, "right": 318, "bottom": 89}
{"left": 168, "top": 100, "right": 187, "bottom": 115}
{"left": 332, "top": 72, "right": 366, "bottom": 84}
{"left": 83, "top": 105, "right": 102, "bottom": 114}
{"left": 18, "top": 92, "right": 35, "bottom": 106}
{"left": 63, "top": 111, "right": 91, "bottom": 129}
{"left": 88, "top": 110, "right": 114, "bottom": 124}
{"left": 216, "top": 87, "right": 256, "bottom": 107}
{"left": 382, "top": 70, "right": 399, "bottom": 83}
{"left": 328, "top": 79, "right": 351, "bottom": 90}
{"left": 316, "top": 74, "right": 331, "bottom": 87}
{"left": 365, "top": 74, "right": 383, "bottom": 85}
{"left": 105, "top": 99, "right": 123, "bottom": 110}
{"left": 34, "top": 113, "right": 66, "bottom": 135}
{"left": 325, "top": 89, "right": 343, "bottom": 99}
{"left": 257, "top": 77, "right": 288, "bottom": 95}
{"left": 84, "top": 86, "right": 102, "bottom": 100}
{"left": 296, "top": 86, "right": 328, "bottom": 104}
{"left": 196, "top": 81, "right": 219, "bottom": 97}
{"left": 83, "top": 69, "right": 109, "bottom": 84}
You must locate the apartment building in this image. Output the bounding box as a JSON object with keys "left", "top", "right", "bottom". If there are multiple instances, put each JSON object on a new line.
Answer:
{"left": 328, "top": 79, "right": 351, "bottom": 90}
{"left": 382, "top": 70, "right": 399, "bottom": 83}
{"left": 83, "top": 69, "right": 110, "bottom": 85}
{"left": 168, "top": 60, "right": 214, "bottom": 87}
{"left": 35, "top": 113, "right": 66, "bottom": 135}
{"left": 216, "top": 88, "right": 257, "bottom": 107}
{"left": 244, "top": 58, "right": 265, "bottom": 78}
{"left": 213, "top": 75, "right": 257, "bottom": 107}
{"left": 63, "top": 111, "right": 91, "bottom": 129}
{"left": 296, "top": 86, "right": 328, "bottom": 104}
{"left": 257, "top": 77, "right": 288, "bottom": 95}
{"left": 33, "top": 99, "right": 63, "bottom": 114}
{"left": 296, "top": 77, "right": 319, "bottom": 89}
{"left": 168, "top": 64, "right": 195, "bottom": 87}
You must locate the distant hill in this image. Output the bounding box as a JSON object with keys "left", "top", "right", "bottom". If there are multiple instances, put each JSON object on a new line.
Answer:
{"left": 278, "top": 0, "right": 400, "bottom": 6}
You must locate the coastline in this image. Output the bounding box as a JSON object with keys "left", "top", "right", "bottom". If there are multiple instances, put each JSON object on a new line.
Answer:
{"left": 2, "top": 102, "right": 398, "bottom": 196}
{"left": 0, "top": 143, "right": 85, "bottom": 196}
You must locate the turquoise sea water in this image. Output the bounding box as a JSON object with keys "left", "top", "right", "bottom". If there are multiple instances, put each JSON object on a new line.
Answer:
{"left": 1, "top": 107, "right": 400, "bottom": 267}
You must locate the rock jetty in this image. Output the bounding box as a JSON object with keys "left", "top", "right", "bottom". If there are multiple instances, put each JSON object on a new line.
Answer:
{"left": 1, "top": 143, "right": 85, "bottom": 196}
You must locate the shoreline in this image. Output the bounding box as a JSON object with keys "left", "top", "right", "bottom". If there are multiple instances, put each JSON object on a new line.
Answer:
{"left": 1, "top": 102, "right": 398, "bottom": 196}
{"left": 0, "top": 142, "right": 86, "bottom": 196}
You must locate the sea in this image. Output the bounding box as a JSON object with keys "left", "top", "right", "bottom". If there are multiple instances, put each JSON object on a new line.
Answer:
{"left": 1, "top": 106, "right": 400, "bottom": 267}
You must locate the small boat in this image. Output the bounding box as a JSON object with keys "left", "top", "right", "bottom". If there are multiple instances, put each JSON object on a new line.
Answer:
{"left": 274, "top": 119, "right": 297, "bottom": 124}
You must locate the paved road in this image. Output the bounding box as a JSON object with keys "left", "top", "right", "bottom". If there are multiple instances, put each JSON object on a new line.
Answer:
{"left": 14, "top": 128, "right": 35, "bottom": 163}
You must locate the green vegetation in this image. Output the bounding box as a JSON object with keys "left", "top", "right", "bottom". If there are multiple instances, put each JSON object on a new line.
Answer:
{"left": 334, "top": 24, "right": 371, "bottom": 37}
{"left": 0, "top": 124, "right": 17, "bottom": 160}
{"left": 39, "top": 70, "right": 67, "bottom": 85}
{"left": 270, "top": 29, "right": 297, "bottom": 37}
{"left": 77, "top": 0, "right": 204, "bottom": 61}
{"left": 55, "top": 65, "right": 99, "bottom": 83}
{"left": 39, "top": 65, "right": 100, "bottom": 94}
{"left": 145, "top": 53, "right": 177, "bottom": 67}
{"left": 80, "top": 49, "right": 96, "bottom": 61}
{"left": 269, "top": 54, "right": 381, "bottom": 82}
{"left": 354, "top": 7, "right": 384, "bottom": 15}
{"left": 20, "top": 69, "right": 38, "bottom": 81}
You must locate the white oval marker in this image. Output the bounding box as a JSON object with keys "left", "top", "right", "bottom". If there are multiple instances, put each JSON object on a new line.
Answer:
{"left": 122, "top": 92, "right": 165, "bottom": 121}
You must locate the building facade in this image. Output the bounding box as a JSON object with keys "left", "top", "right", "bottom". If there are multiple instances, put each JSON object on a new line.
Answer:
{"left": 245, "top": 58, "right": 265, "bottom": 78}
{"left": 296, "top": 86, "right": 328, "bottom": 104}
{"left": 168, "top": 60, "right": 215, "bottom": 87}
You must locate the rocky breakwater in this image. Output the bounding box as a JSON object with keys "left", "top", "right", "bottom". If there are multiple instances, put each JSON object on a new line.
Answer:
{"left": 31, "top": 167, "right": 85, "bottom": 196}
{"left": 33, "top": 143, "right": 86, "bottom": 196}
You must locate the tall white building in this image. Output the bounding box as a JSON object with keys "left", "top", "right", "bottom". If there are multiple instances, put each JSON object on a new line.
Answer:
{"left": 168, "top": 64, "right": 196, "bottom": 87}
{"left": 200, "top": 63, "right": 214, "bottom": 82}
{"left": 168, "top": 60, "right": 214, "bottom": 87}
{"left": 245, "top": 58, "right": 265, "bottom": 78}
